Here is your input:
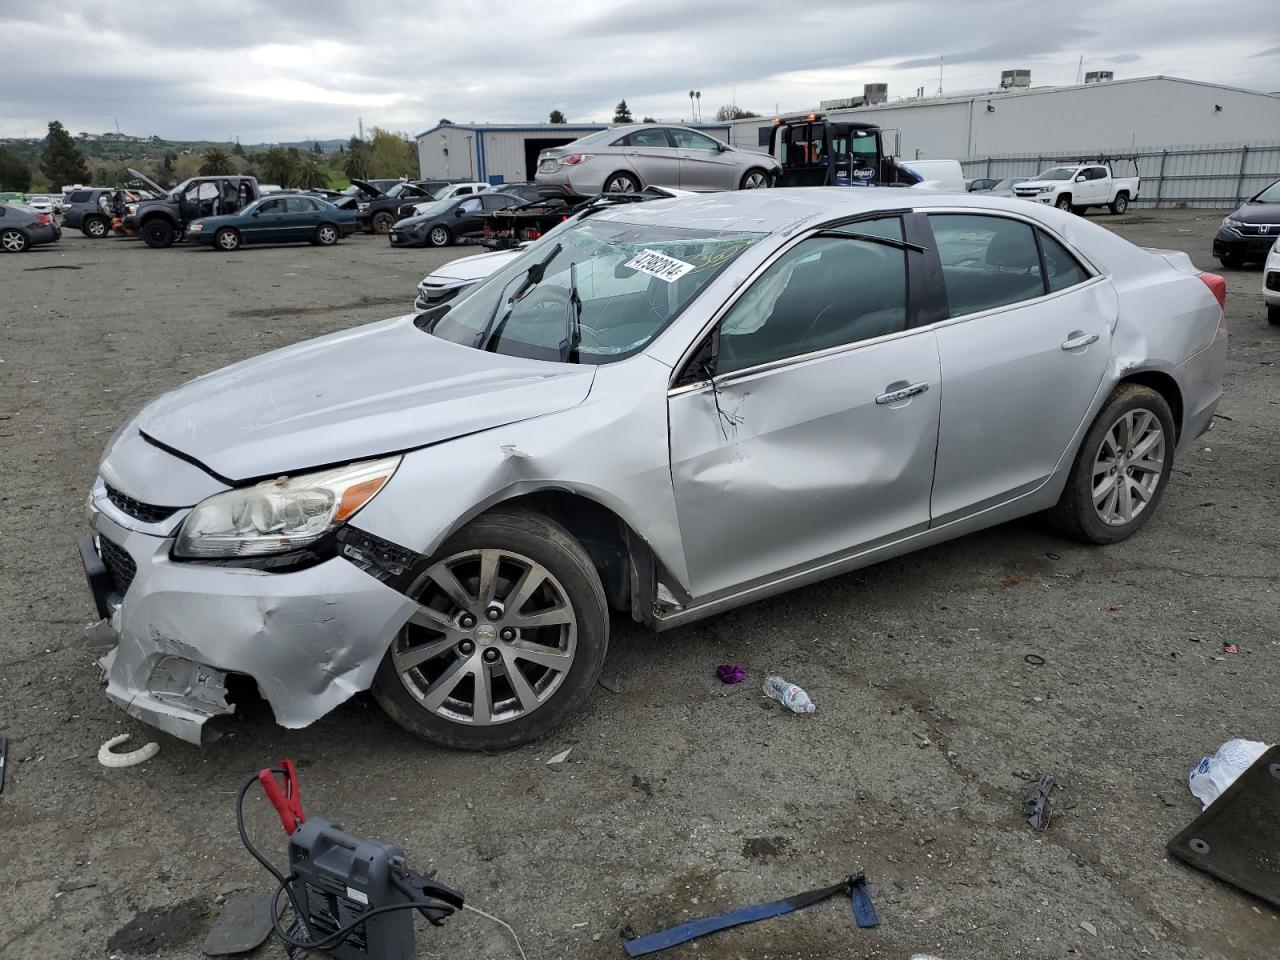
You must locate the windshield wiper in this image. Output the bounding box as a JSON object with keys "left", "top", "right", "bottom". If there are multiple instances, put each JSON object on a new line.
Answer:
{"left": 562, "top": 260, "right": 583, "bottom": 363}
{"left": 478, "top": 242, "right": 563, "bottom": 352}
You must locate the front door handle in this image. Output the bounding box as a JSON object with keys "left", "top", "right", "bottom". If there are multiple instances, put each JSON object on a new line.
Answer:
{"left": 1061, "top": 332, "right": 1099, "bottom": 350}
{"left": 876, "top": 381, "right": 929, "bottom": 405}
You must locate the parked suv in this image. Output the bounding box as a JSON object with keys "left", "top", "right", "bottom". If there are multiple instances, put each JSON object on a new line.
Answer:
{"left": 536, "top": 123, "right": 779, "bottom": 199}
{"left": 121, "top": 168, "right": 261, "bottom": 248}
{"left": 349, "top": 179, "right": 440, "bottom": 234}
{"left": 61, "top": 187, "right": 115, "bottom": 238}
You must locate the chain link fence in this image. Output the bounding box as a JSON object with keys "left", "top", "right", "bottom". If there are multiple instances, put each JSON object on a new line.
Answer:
{"left": 961, "top": 141, "right": 1280, "bottom": 209}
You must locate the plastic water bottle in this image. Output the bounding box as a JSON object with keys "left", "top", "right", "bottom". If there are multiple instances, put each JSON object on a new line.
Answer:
{"left": 762, "top": 676, "right": 815, "bottom": 714}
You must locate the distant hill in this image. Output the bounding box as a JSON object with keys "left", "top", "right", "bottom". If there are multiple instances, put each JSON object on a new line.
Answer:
{"left": 0, "top": 134, "right": 352, "bottom": 167}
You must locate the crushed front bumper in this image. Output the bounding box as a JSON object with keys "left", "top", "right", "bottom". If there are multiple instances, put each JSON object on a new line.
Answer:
{"left": 84, "top": 490, "right": 415, "bottom": 744}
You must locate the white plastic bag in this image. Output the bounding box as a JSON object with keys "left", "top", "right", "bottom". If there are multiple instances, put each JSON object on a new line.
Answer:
{"left": 1188, "top": 739, "right": 1270, "bottom": 809}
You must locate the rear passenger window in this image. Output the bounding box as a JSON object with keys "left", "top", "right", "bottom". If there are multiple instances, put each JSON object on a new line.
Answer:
{"left": 717, "top": 217, "right": 907, "bottom": 374}
{"left": 1038, "top": 231, "right": 1090, "bottom": 292}
{"left": 69, "top": 190, "right": 91, "bottom": 203}
{"left": 927, "top": 214, "right": 1046, "bottom": 317}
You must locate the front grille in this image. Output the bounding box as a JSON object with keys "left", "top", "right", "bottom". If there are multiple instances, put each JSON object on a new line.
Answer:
{"left": 105, "top": 483, "right": 178, "bottom": 524}
{"left": 98, "top": 537, "right": 137, "bottom": 597}
{"left": 1237, "top": 224, "right": 1277, "bottom": 236}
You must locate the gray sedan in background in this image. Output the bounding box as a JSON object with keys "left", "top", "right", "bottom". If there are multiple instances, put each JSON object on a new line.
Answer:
{"left": 84, "top": 190, "right": 1225, "bottom": 751}
{"left": 536, "top": 123, "right": 780, "bottom": 199}
{"left": 0, "top": 202, "right": 62, "bottom": 252}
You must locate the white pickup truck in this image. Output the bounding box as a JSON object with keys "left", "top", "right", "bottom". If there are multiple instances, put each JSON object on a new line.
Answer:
{"left": 1013, "top": 163, "right": 1139, "bottom": 214}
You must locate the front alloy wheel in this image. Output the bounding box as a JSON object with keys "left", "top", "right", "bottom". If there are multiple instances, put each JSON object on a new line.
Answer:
{"left": 373, "top": 509, "right": 608, "bottom": 749}
{"left": 215, "top": 228, "right": 240, "bottom": 251}
{"left": 428, "top": 226, "right": 451, "bottom": 247}
{"left": 740, "top": 169, "right": 770, "bottom": 189}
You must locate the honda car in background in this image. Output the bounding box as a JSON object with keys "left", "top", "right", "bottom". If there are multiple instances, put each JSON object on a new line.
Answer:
{"left": 1214, "top": 177, "right": 1280, "bottom": 269}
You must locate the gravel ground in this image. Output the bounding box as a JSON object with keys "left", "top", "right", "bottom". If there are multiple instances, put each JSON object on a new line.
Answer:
{"left": 0, "top": 211, "right": 1276, "bottom": 960}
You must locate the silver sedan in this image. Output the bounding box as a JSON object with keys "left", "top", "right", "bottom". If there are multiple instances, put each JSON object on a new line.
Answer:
{"left": 535, "top": 123, "right": 779, "bottom": 199}
{"left": 83, "top": 190, "right": 1225, "bottom": 750}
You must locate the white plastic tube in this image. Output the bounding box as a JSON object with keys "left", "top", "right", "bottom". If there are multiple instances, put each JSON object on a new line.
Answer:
{"left": 98, "top": 733, "right": 160, "bottom": 768}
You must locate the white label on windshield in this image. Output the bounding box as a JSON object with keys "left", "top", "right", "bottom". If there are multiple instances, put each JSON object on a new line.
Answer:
{"left": 624, "top": 249, "right": 695, "bottom": 283}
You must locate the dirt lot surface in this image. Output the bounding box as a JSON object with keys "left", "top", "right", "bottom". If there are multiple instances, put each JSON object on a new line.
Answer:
{"left": 1, "top": 211, "right": 1277, "bottom": 960}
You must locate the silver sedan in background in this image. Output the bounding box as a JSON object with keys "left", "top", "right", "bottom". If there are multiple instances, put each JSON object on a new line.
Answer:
{"left": 536, "top": 123, "right": 780, "bottom": 199}
{"left": 84, "top": 190, "right": 1225, "bottom": 751}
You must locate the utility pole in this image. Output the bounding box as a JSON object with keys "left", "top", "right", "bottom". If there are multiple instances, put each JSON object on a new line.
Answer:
{"left": 937, "top": 55, "right": 943, "bottom": 98}
{"left": 358, "top": 116, "right": 364, "bottom": 140}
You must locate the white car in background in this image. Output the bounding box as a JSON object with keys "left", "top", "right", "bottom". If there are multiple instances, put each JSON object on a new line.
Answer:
{"left": 1265, "top": 240, "right": 1280, "bottom": 326}
{"left": 415, "top": 246, "right": 526, "bottom": 310}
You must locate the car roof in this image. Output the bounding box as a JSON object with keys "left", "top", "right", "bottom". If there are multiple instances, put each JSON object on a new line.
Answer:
{"left": 587, "top": 186, "right": 1072, "bottom": 235}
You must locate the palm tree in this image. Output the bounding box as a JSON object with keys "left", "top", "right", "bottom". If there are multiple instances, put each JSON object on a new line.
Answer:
{"left": 198, "top": 147, "right": 234, "bottom": 176}
{"left": 289, "top": 156, "right": 329, "bottom": 190}
{"left": 259, "top": 147, "right": 293, "bottom": 186}
{"left": 342, "top": 140, "right": 371, "bottom": 180}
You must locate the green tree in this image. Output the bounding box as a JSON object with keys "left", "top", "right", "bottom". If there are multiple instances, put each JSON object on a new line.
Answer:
{"left": 39, "top": 120, "right": 90, "bottom": 189}
{"left": 613, "top": 99, "right": 633, "bottom": 123}
{"left": 199, "top": 147, "right": 234, "bottom": 175}
{"left": 714, "top": 105, "right": 760, "bottom": 121}
{"left": 162, "top": 152, "right": 175, "bottom": 174}
{"left": 311, "top": 141, "right": 323, "bottom": 155}
{"left": 259, "top": 147, "right": 294, "bottom": 185}
{"left": 549, "top": 109, "right": 566, "bottom": 124}
{"left": 641, "top": 116, "right": 657, "bottom": 123}
{"left": 231, "top": 140, "right": 245, "bottom": 157}
{"left": 438, "top": 118, "right": 452, "bottom": 126}
{"left": 171, "top": 153, "right": 202, "bottom": 183}
{"left": 0, "top": 147, "right": 33, "bottom": 191}
{"left": 289, "top": 156, "right": 330, "bottom": 189}
{"left": 367, "top": 128, "right": 415, "bottom": 179}
{"left": 342, "top": 138, "right": 371, "bottom": 180}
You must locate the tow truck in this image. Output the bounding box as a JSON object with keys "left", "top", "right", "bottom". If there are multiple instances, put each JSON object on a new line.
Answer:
{"left": 478, "top": 186, "right": 692, "bottom": 250}
{"left": 767, "top": 113, "right": 938, "bottom": 188}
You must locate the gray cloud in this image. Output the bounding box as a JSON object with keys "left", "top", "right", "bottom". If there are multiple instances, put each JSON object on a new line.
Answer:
{"left": 0, "top": 0, "right": 1275, "bottom": 142}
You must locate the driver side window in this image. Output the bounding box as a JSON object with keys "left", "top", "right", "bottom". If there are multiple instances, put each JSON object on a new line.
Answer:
{"left": 458, "top": 197, "right": 483, "bottom": 214}
{"left": 717, "top": 217, "right": 907, "bottom": 375}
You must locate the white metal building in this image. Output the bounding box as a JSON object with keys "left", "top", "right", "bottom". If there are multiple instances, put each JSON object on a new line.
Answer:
{"left": 725, "top": 76, "right": 1280, "bottom": 161}
{"left": 415, "top": 122, "right": 732, "bottom": 184}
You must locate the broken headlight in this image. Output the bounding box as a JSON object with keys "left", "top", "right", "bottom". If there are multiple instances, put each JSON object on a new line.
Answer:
{"left": 173, "top": 455, "right": 401, "bottom": 559}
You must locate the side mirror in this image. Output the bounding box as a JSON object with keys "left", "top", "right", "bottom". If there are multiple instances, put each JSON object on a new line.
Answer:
{"left": 717, "top": 142, "right": 729, "bottom": 152}
{"left": 1075, "top": 175, "right": 1087, "bottom": 183}
{"left": 251, "top": 210, "right": 260, "bottom": 217}
{"left": 455, "top": 206, "right": 466, "bottom": 217}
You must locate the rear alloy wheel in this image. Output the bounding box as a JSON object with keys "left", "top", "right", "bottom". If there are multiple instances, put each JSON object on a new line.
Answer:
{"left": 82, "top": 215, "right": 109, "bottom": 239}
{"left": 372, "top": 211, "right": 395, "bottom": 234}
{"left": 0, "top": 228, "right": 29, "bottom": 252}
{"left": 141, "top": 219, "right": 175, "bottom": 248}
{"left": 740, "top": 168, "right": 770, "bottom": 190}
{"left": 604, "top": 172, "right": 641, "bottom": 193}
{"left": 214, "top": 228, "right": 241, "bottom": 251}
{"left": 372, "top": 509, "right": 608, "bottom": 750}
{"left": 314, "top": 223, "right": 339, "bottom": 246}
{"left": 1049, "top": 384, "right": 1175, "bottom": 544}
{"left": 1055, "top": 196, "right": 1074, "bottom": 212}
{"left": 1109, "top": 192, "right": 1129, "bottom": 215}
{"left": 428, "top": 225, "right": 452, "bottom": 247}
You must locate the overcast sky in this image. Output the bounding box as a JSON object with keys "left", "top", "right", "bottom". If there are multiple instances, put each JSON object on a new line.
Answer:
{"left": 1, "top": 0, "right": 1276, "bottom": 142}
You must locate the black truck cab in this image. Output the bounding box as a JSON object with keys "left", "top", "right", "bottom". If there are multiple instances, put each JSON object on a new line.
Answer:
{"left": 768, "top": 114, "right": 920, "bottom": 188}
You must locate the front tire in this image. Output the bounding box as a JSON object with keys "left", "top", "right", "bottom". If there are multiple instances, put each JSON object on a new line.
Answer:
{"left": 739, "top": 168, "right": 770, "bottom": 190}
{"left": 1219, "top": 255, "right": 1244, "bottom": 269}
{"left": 214, "top": 227, "right": 240, "bottom": 251}
{"left": 1108, "top": 192, "right": 1130, "bottom": 215}
{"left": 82, "top": 215, "right": 110, "bottom": 239}
{"left": 427, "top": 225, "right": 452, "bottom": 247}
{"left": 1049, "top": 384, "right": 1176, "bottom": 544}
{"left": 1268, "top": 304, "right": 1280, "bottom": 326}
{"left": 314, "top": 223, "right": 339, "bottom": 246}
{"left": 1055, "top": 195, "right": 1073, "bottom": 212}
{"left": 604, "top": 172, "right": 641, "bottom": 193}
{"left": 372, "top": 508, "right": 609, "bottom": 750}
{"left": 0, "top": 228, "right": 29, "bottom": 252}
{"left": 141, "top": 219, "right": 175, "bottom": 248}
{"left": 372, "top": 211, "right": 395, "bottom": 234}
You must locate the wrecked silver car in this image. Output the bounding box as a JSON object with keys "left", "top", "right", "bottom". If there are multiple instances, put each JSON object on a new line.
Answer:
{"left": 83, "top": 189, "right": 1226, "bottom": 749}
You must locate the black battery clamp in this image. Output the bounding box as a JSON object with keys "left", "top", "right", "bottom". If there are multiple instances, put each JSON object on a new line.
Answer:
{"left": 235, "top": 761, "right": 464, "bottom": 959}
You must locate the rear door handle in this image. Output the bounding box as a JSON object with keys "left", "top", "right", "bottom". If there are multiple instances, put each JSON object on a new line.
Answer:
{"left": 876, "top": 382, "right": 929, "bottom": 405}
{"left": 1061, "top": 332, "right": 1099, "bottom": 350}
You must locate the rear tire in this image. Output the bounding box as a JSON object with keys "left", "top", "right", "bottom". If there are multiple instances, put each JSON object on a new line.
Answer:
{"left": 739, "top": 168, "right": 770, "bottom": 190}
{"left": 314, "top": 223, "right": 340, "bottom": 246}
{"left": 1048, "top": 384, "right": 1176, "bottom": 545}
{"left": 1108, "top": 192, "right": 1130, "bottom": 215}
{"left": 371, "top": 508, "right": 609, "bottom": 750}
{"left": 604, "top": 172, "right": 641, "bottom": 193}
{"left": 0, "top": 228, "right": 29, "bottom": 252}
{"left": 427, "top": 225, "right": 452, "bottom": 247}
{"left": 214, "top": 227, "right": 240, "bottom": 251}
{"left": 141, "top": 219, "right": 175, "bottom": 248}
{"left": 82, "top": 215, "right": 110, "bottom": 239}
{"left": 372, "top": 211, "right": 395, "bottom": 234}
{"left": 1268, "top": 304, "right": 1280, "bottom": 326}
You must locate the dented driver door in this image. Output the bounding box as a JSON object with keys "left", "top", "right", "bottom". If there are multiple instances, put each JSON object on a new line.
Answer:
{"left": 667, "top": 220, "right": 942, "bottom": 600}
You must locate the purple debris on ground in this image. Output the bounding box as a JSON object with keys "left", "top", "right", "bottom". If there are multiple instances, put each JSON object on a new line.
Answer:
{"left": 715, "top": 664, "right": 747, "bottom": 684}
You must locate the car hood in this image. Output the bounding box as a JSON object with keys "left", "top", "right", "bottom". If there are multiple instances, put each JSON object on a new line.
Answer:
{"left": 1015, "top": 180, "right": 1056, "bottom": 190}
{"left": 1232, "top": 202, "right": 1280, "bottom": 225}
{"left": 425, "top": 249, "right": 523, "bottom": 283}
{"left": 349, "top": 178, "right": 388, "bottom": 200}
{"left": 133, "top": 315, "right": 595, "bottom": 481}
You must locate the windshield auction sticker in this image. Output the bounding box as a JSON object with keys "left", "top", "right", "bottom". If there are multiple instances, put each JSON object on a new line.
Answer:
{"left": 624, "top": 248, "right": 696, "bottom": 283}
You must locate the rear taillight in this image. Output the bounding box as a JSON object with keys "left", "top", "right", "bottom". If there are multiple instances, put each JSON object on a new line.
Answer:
{"left": 482, "top": 226, "right": 492, "bottom": 237}
{"left": 561, "top": 154, "right": 592, "bottom": 166}
{"left": 524, "top": 228, "right": 542, "bottom": 240}
{"left": 36, "top": 213, "right": 52, "bottom": 225}
{"left": 1198, "top": 272, "right": 1227, "bottom": 310}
